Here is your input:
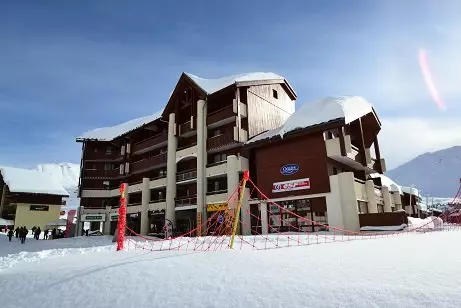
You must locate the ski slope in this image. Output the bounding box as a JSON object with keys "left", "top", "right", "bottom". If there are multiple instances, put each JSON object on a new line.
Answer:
{"left": 1, "top": 231, "right": 460, "bottom": 308}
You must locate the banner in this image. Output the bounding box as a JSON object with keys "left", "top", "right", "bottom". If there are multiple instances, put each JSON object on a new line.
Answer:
{"left": 272, "top": 178, "right": 310, "bottom": 193}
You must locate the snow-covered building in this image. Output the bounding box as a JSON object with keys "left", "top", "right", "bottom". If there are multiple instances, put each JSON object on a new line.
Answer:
{"left": 0, "top": 166, "right": 69, "bottom": 229}
{"left": 76, "top": 72, "right": 297, "bottom": 236}
{"left": 246, "top": 96, "right": 395, "bottom": 232}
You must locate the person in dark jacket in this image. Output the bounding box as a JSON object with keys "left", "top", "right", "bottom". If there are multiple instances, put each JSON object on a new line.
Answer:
{"left": 20, "top": 226, "right": 28, "bottom": 244}
{"left": 51, "top": 228, "right": 57, "bottom": 240}
{"left": 43, "top": 229, "right": 49, "bottom": 240}
{"left": 35, "top": 227, "right": 41, "bottom": 240}
{"left": 7, "top": 229, "right": 13, "bottom": 242}
{"left": 14, "top": 227, "right": 20, "bottom": 238}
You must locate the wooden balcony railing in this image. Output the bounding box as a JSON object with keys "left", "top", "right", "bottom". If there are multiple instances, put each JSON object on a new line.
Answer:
{"left": 176, "top": 169, "right": 197, "bottom": 182}
{"left": 207, "top": 105, "right": 235, "bottom": 126}
{"left": 131, "top": 153, "right": 167, "bottom": 173}
{"left": 84, "top": 168, "right": 121, "bottom": 178}
{"left": 84, "top": 151, "right": 123, "bottom": 162}
{"left": 207, "top": 131, "right": 236, "bottom": 151}
{"left": 175, "top": 196, "right": 197, "bottom": 207}
{"left": 132, "top": 133, "right": 168, "bottom": 154}
{"left": 179, "top": 120, "right": 195, "bottom": 136}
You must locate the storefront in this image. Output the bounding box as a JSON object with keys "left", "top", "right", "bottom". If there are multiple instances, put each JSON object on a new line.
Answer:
{"left": 251, "top": 197, "right": 328, "bottom": 233}
{"left": 175, "top": 209, "right": 196, "bottom": 236}
{"left": 206, "top": 202, "right": 229, "bottom": 235}
{"left": 81, "top": 213, "right": 106, "bottom": 232}
{"left": 109, "top": 213, "right": 118, "bottom": 235}
{"left": 126, "top": 212, "right": 140, "bottom": 234}
{"left": 148, "top": 210, "right": 165, "bottom": 236}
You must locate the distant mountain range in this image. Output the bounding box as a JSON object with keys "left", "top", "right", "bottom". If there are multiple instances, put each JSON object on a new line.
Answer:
{"left": 386, "top": 146, "right": 461, "bottom": 199}
{"left": 34, "top": 163, "right": 80, "bottom": 209}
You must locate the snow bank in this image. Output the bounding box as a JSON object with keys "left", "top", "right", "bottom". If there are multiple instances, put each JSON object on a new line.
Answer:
{"left": 407, "top": 216, "right": 443, "bottom": 230}
{"left": 0, "top": 166, "right": 69, "bottom": 196}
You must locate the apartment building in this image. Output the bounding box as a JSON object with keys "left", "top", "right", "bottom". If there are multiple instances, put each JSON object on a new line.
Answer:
{"left": 245, "top": 96, "right": 392, "bottom": 232}
{"left": 0, "top": 166, "right": 69, "bottom": 229}
{"left": 76, "top": 72, "right": 297, "bottom": 236}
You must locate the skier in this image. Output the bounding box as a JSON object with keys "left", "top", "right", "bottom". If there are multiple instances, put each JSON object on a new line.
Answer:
{"left": 7, "top": 228, "right": 13, "bottom": 242}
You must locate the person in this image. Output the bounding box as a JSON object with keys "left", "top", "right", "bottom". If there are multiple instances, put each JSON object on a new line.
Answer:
{"left": 20, "top": 226, "right": 28, "bottom": 244}
{"left": 35, "top": 227, "right": 41, "bottom": 240}
{"left": 43, "top": 229, "right": 49, "bottom": 240}
{"left": 51, "top": 228, "right": 57, "bottom": 240}
{"left": 85, "top": 229, "right": 89, "bottom": 236}
{"left": 14, "top": 227, "right": 19, "bottom": 238}
{"left": 7, "top": 228, "right": 13, "bottom": 242}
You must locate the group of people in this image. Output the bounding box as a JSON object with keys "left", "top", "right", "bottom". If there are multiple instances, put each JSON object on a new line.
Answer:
{"left": 6, "top": 226, "right": 59, "bottom": 244}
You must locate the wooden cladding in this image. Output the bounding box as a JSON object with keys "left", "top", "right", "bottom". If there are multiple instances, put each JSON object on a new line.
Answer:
{"left": 131, "top": 153, "right": 167, "bottom": 174}
{"left": 84, "top": 150, "right": 123, "bottom": 162}
{"left": 207, "top": 131, "right": 236, "bottom": 151}
{"left": 179, "top": 120, "right": 195, "bottom": 136}
{"left": 84, "top": 168, "right": 121, "bottom": 178}
{"left": 131, "top": 133, "right": 168, "bottom": 154}
{"left": 207, "top": 105, "right": 235, "bottom": 126}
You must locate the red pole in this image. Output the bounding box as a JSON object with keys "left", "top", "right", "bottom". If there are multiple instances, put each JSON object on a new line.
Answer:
{"left": 117, "top": 183, "right": 128, "bottom": 251}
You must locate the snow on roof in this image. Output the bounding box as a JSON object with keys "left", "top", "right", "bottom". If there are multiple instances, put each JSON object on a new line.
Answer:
{"left": 0, "top": 166, "right": 69, "bottom": 196}
{"left": 77, "top": 110, "right": 162, "bottom": 141}
{"left": 370, "top": 173, "right": 403, "bottom": 195}
{"left": 401, "top": 186, "right": 420, "bottom": 196}
{"left": 247, "top": 96, "right": 374, "bottom": 144}
{"left": 184, "top": 72, "right": 286, "bottom": 95}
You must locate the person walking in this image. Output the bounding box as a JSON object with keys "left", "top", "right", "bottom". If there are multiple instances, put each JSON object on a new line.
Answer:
{"left": 7, "top": 228, "right": 13, "bottom": 242}
{"left": 14, "top": 226, "right": 19, "bottom": 238}
{"left": 43, "top": 229, "right": 49, "bottom": 240}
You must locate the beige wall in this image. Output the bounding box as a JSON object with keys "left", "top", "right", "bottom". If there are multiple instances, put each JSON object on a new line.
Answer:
{"left": 14, "top": 203, "right": 61, "bottom": 229}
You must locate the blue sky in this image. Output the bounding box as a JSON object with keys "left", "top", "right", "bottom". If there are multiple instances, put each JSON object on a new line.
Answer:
{"left": 1, "top": 0, "right": 460, "bottom": 169}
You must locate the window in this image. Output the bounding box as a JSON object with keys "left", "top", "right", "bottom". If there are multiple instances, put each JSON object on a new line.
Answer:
{"left": 106, "top": 146, "right": 112, "bottom": 154}
{"left": 272, "top": 89, "right": 278, "bottom": 99}
{"left": 214, "top": 181, "right": 220, "bottom": 192}
{"left": 158, "top": 191, "right": 164, "bottom": 200}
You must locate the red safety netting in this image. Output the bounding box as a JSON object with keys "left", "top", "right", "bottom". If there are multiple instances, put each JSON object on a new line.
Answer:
{"left": 121, "top": 173, "right": 461, "bottom": 252}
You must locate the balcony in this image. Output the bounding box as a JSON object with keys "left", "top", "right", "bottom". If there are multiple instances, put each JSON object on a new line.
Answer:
{"left": 132, "top": 133, "right": 168, "bottom": 155}
{"left": 131, "top": 153, "right": 167, "bottom": 174}
{"left": 354, "top": 178, "right": 367, "bottom": 201}
{"left": 206, "top": 161, "right": 227, "bottom": 178}
{"left": 207, "top": 131, "right": 237, "bottom": 152}
{"left": 206, "top": 191, "right": 228, "bottom": 205}
{"left": 207, "top": 105, "right": 236, "bottom": 128}
{"left": 149, "top": 176, "right": 167, "bottom": 189}
{"left": 176, "top": 169, "right": 197, "bottom": 183}
{"left": 179, "top": 120, "right": 196, "bottom": 137}
{"left": 84, "top": 151, "right": 123, "bottom": 162}
{"left": 84, "top": 168, "right": 122, "bottom": 178}
{"left": 175, "top": 196, "right": 197, "bottom": 208}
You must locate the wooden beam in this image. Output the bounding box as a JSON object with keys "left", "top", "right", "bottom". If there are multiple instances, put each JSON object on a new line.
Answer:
{"left": 338, "top": 127, "right": 346, "bottom": 156}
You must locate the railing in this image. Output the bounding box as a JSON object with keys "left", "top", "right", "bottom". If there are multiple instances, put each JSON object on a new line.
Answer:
{"left": 132, "top": 133, "right": 168, "bottom": 154}
{"left": 207, "top": 131, "right": 236, "bottom": 151}
{"left": 179, "top": 120, "right": 195, "bottom": 136}
{"left": 131, "top": 153, "right": 167, "bottom": 173}
{"left": 207, "top": 105, "right": 235, "bottom": 126}
{"left": 176, "top": 169, "right": 197, "bottom": 182}
{"left": 175, "top": 196, "right": 197, "bottom": 207}
{"left": 206, "top": 160, "right": 227, "bottom": 168}
{"left": 84, "top": 168, "right": 121, "bottom": 178}
{"left": 127, "top": 202, "right": 142, "bottom": 207}
{"left": 150, "top": 174, "right": 167, "bottom": 181}
{"left": 206, "top": 189, "right": 228, "bottom": 196}
{"left": 84, "top": 151, "right": 123, "bottom": 161}
{"left": 177, "top": 141, "right": 197, "bottom": 151}
{"left": 150, "top": 198, "right": 166, "bottom": 204}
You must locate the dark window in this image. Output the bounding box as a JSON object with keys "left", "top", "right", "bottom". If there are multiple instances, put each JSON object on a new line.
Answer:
{"left": 106, "top": 146, "right": 112, "bottom": 154}
{"left": 272, "top": 89, "right": 278, "bottom": 99}
{"left": 333, "top": 167, "right": 338, "bottom": 175}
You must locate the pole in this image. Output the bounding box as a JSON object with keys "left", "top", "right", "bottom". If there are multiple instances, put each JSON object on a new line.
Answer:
{"left": 117, "top": 183, "right": 128, "bottom": 251}
{"left": 229, "top": 170, "right": 249, "bottom": 249}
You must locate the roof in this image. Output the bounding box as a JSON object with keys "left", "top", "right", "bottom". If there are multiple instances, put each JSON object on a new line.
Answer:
{"left": 184, "top": 72, "right": 295, "bottom": 97}
{"left": 76, "top": 110, "right": 162, "bottom": 142}
{"left": 247, "top": 96, "right": 374, "bottom": 144}
{"left": 0, "top": 166, "right": 69, "bottom": 196}
{"left": 401, "top": 186, "right": 420, "bottom": 196}
{"left": 370, "top": 173, "right": 403, "bottom": 195}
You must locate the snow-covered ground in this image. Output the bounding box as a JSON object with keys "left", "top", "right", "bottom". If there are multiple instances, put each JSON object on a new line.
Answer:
{"left": 1, "top": 230, "right": 461, "bottom": 308}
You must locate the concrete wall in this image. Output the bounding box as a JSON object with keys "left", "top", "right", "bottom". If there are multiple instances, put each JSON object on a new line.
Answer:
{"left": 14, "top": 203, "right": 61, "bottom": 229}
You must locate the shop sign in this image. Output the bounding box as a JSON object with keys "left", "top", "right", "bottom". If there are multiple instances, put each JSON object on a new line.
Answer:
{"left": 272, "top": 178, "right": 310, "bottom": 193}
{"left": 207, "top": 202, "right": 227, "bottom": 212}
{"left": 30, "top": 205, "right": 49, "bottom": 211}
{"left": 110, "top": 213, "right": 119, "bottom": 221}
{"left": 280, "top": 164, "right": 299, "bottom": 176}
{"left": 81, "top": 214, "right": 106, "bottom": 222}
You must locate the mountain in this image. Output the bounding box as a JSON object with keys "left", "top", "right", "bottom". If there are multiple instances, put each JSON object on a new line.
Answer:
{"left": 34, "top": 163, "right": 80, "bottom": 209}
{"left": 386, "top": 146, "right": 461, "bottom": 198}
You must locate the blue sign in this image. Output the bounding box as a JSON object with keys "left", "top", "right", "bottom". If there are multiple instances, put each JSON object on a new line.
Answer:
{"left": 280, "top": 164, "right": 300, "bottom": 176}
{"left": 217, "top": 215, "right": 224, "bottom": 224}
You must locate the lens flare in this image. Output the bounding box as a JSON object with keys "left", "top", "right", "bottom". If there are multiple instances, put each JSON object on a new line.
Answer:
{"left": 418, "top": 48, "right": 446, "bottom": 111}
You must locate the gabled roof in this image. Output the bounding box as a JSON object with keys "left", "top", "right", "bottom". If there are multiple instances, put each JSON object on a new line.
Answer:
{"left": 76, "top": 110, "right": 162, "bottom": 142}
{"left": 184, "top": 72, "right": 294, "bottom": 96}
{"left": 247, "top": 96, "right": 375, "bottom": 145}
{"left": 0, "top": 166, "right": 69, "bottom": 197}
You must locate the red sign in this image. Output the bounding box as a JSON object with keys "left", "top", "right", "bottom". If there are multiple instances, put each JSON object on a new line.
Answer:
{"left": 272, "top": 178, "right": 310, "bottom": 193}
{"left": 65, "top": 209, "right": 76, "bottom": 238}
